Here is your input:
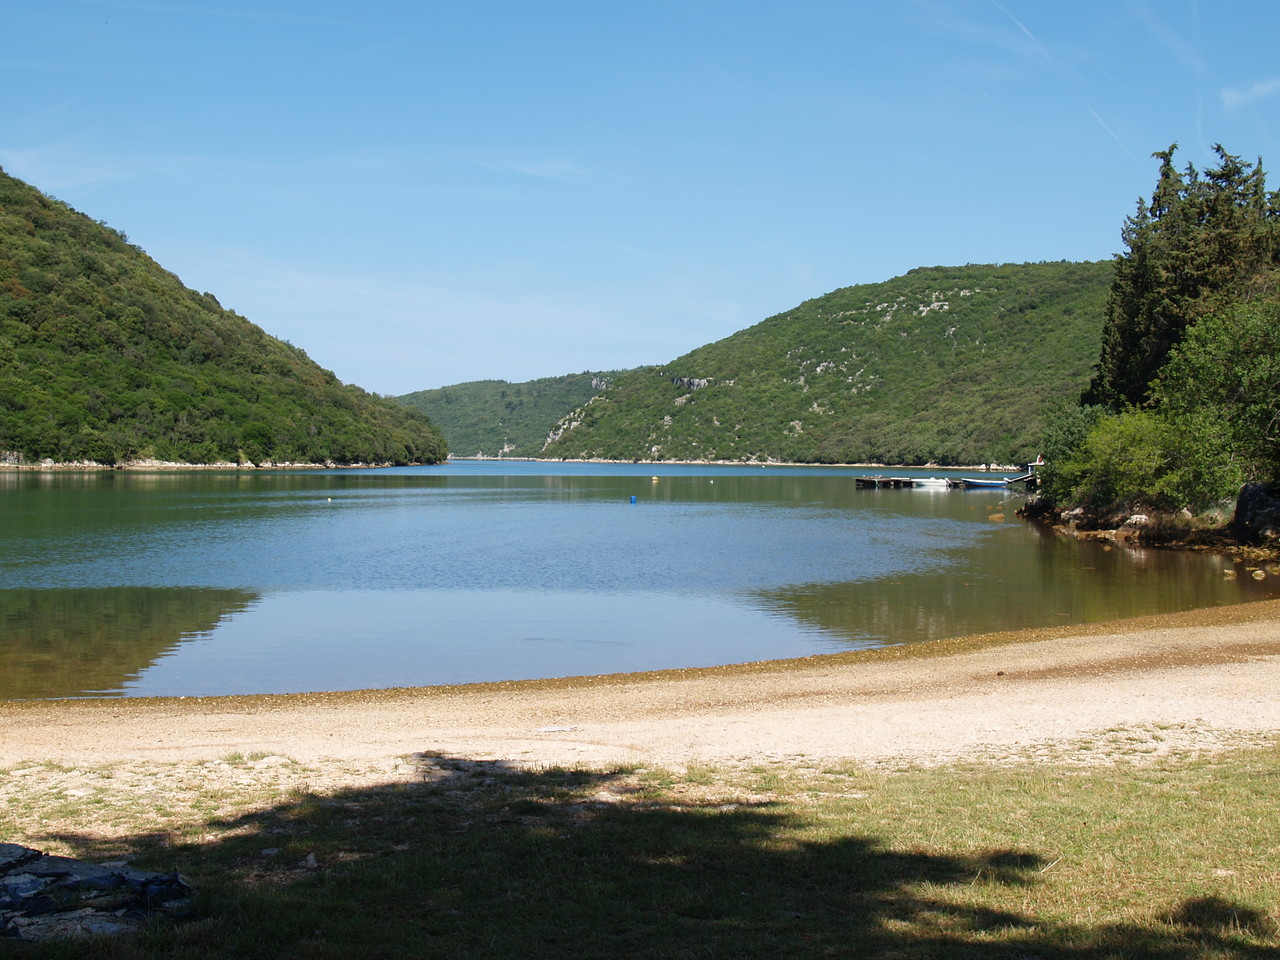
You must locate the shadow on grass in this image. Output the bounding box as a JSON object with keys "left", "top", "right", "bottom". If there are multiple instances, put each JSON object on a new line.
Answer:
{"left": 18, "top": 755, "right": 1278, "bottom": 959}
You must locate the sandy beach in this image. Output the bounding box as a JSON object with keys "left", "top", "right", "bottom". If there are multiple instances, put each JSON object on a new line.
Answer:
{"left": 3, "top": 600, "right": 1279, "bottom": 785}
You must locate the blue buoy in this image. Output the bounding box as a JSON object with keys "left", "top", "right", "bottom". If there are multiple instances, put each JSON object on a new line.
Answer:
{"left": 630, "top": 495, "right": 637, "bottom": 504}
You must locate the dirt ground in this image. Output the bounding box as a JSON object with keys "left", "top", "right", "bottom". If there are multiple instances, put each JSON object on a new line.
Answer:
{"left": 3, "top": 600, "right": 1279, "bottom": 794}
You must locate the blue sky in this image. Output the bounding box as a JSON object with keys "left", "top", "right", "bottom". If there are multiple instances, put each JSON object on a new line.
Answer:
{"left": 4, "top": 1, "right": 1278, "bottom": 394}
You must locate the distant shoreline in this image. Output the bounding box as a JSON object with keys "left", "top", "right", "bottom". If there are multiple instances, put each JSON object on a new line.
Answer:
{"left": 1, "top": 456, "right": 1023, "bottom": 473}
{"left": 434, "top": 455, "right": 1023, "bottom": 471}
{"left": 0, "top": 459, "right": 432, "bottom": 472}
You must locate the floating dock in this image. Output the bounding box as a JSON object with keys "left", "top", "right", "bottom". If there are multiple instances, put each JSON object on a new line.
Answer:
{"left": 853, "top": 476, "right": 920, "bottom": 489}
{"left": 853, "top": 471, "right": 1040, "bottom": 490}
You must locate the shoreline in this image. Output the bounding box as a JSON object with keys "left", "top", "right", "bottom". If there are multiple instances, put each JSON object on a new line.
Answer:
{"left": 444, "top": 456, "right": 1020, "bottom": 470}
{"left": 0, "top": 456, "right": 1019, "bottom": 472}
{"left": 5, "top": 596, "right": 1277, "bottom": 710}
{"left": 0, "top": 460, "right": 430, "bottom": 472}
{"left": 4, "top": 599, "right": 1278, "bottom": 772}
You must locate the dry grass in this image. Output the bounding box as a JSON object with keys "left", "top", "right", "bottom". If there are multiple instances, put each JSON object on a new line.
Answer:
{"left": 3, "top": 736, "right": 1279, "bottom": 958}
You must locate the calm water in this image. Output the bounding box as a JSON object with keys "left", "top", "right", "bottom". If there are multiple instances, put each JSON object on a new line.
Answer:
{"left": 1, "top": 461, "right": 1274, "bottom": 699}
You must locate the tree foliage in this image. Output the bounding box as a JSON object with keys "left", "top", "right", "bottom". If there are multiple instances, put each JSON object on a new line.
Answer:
{"left": 1035, "top": 404, "right": 1106, "bottom": 504}
{"left": 540, "top": 261, "right": 1113, "bottom": 466}
{"left": 0, "top": 168, "right": 446, "bottom": 465}
{"left": 1085, "top": 144, "right": 1280, "bottom": 409}
{"left": 397, "top": 372, "right": 626, "bottom": 458}
{"left": 1049, "top": 146, "right": 1280, "bottom": 513}
{"left": 1145, "top": 299, "right": 1280, "bottom": 504}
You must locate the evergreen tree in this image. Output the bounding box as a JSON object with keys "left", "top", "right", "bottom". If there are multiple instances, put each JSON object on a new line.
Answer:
{"left": 1051, "top": 144, "right": 1280, "bottom": 512}
{"left": 1085, "top": 144, "right": 1280, "bottom": 408}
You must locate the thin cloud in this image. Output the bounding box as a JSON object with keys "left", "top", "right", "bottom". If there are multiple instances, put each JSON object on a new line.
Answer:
{"left": 1087, "top": 106, "right": 1132, "bottom": 157}
{"left": 988, "top": 0, "right": 1052, "bottom": 62}
{"left": 1221, "top": 77, "right": 1280, "bottom": 110}
{"left": 984, "top": 3, "right": 1130, "bottom": 157}
{"left": 917, "top": 0, "right": 1044, "bottom": 65}
{"left": 1132, "top": 0, "right": 1206, "bottom": 77}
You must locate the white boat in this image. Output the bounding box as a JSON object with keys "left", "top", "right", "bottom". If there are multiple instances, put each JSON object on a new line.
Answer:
{"left": 911, "top": 477, "right": 951, "bottom": 488}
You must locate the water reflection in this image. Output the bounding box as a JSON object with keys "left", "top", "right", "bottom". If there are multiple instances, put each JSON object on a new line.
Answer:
{"left": 113, "top": 589, "right": 836, "bottom": 698}
{"left": 1, "top": 465, "right": 1275, "bottom": 699}
{"left": 754, "top": 530, "right": 1279, "bottom": 645}
{"left": 0, "top": 587, "right": 259, "bottom": 699}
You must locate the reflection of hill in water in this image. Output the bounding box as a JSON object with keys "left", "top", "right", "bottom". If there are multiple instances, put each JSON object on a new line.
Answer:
{"left": 754, "top": 534, "right": 1280, "bottom": 647}
{"left": 0, "top": 588, "right": 259, "bottom": 699}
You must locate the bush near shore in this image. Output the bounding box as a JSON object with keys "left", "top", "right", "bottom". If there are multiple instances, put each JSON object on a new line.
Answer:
{"left": 1040, "top": 146, "right": 1280, "bottom": 520}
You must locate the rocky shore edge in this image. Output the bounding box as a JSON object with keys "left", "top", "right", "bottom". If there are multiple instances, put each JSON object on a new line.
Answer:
{"left": 1017, "top": 480, "right": 1280, "bottom": 561}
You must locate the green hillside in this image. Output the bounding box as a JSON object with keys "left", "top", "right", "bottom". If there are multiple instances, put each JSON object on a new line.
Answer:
{"left": 397, "top": 371, "right": 626, "bottom": 458}
{"left": 0, "top": 168, "right": 445, "bottom": 466}
{"left": 542, "top": 261, "right": 1113, "bottom": 466}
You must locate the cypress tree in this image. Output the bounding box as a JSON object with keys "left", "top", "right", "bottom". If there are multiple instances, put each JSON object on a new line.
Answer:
{"left": 1084, "top": 144, "right": 1280, "bottom": 409}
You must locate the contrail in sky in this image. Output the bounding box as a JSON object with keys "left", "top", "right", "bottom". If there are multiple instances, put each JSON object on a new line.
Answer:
{"left": 988, "top": 0, "right": 1051, "bottom": 61}
{"left": 990, "top": 0, "right": 1131, "bottom": 156}
{"left": 1087, "top": 106, "right": 1132, "bottom": 156}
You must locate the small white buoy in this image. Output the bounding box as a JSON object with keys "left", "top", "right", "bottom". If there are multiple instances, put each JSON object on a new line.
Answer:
{"left": 651, "top": 476, "right": 659, "bottom": 482}
{"left": 327, "top": 497, "right": 332, "bottom": 502}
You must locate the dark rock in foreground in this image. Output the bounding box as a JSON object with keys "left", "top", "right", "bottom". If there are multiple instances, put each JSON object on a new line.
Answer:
{"left": 0, "top": 842, "right": 195, "bottom": 941}
{"left": 1231, "top": 482, "right": 1280, "bottom": 545}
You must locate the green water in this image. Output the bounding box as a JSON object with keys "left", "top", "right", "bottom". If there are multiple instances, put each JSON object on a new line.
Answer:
{"left": 1, "top": 462, "right": 1273, "bottom": 699}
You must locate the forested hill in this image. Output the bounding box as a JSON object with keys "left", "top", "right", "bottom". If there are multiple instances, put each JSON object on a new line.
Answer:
{"left": 542, "top": 261, "right": 1113, "bottom": 466}
{"left": 397, "top": 371, "right": 627, "bottom": 458}
{"left": 0, "top": 168, "right": 446, "bottom": 466}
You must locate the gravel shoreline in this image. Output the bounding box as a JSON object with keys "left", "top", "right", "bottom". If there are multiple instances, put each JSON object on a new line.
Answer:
{"left": 3, "top": 600, "right": 1279, "bottom": 779}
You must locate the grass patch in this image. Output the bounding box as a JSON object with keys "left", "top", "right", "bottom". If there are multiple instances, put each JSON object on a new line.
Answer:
{"left": 2, "top": 744, "right": 1278, "bottom": 957}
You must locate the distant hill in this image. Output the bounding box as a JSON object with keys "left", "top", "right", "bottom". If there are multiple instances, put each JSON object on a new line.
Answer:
{"left": 542, "top": 261, "right": 1113, "bottom": 465}
{"left": 0, "top": 168, "right": 446, "bottom": 465}
{"left": 397, "top": 371, "right": 626, "bottom": 458}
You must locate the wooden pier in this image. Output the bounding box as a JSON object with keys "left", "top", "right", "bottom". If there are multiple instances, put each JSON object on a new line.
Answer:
{"left": 852, "top": 470, "right": 1040, "bottom": 490}
{"left": 853, "top": 476, "right": 936, "bottom": 489}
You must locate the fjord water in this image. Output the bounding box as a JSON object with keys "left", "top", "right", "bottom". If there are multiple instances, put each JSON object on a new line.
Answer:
{"left": 2, "top": 462, "right": 1274, "bottom": 699}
